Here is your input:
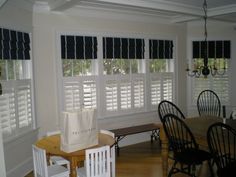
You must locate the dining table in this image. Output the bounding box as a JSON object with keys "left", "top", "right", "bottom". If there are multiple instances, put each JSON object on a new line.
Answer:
{"left": 35, "top": 132, "right": 115, "bottom": 177}
{"left": 159, "top": 115, "right": 236, "bottom": 177}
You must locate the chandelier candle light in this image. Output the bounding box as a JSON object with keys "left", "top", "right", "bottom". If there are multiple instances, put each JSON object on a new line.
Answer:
{"left": 186, "top": 0, "right": 227, "bottom": 78}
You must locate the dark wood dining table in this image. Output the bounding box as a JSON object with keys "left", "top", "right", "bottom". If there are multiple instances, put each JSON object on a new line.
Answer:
{"left": 35, "top": 132, "right": 115, "bottom": 177}
{"left": 159, "top": 115, "right": 236, "bottom": 177}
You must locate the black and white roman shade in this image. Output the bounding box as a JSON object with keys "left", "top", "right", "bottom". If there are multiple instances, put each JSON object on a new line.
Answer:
{"left": 61, "top": 35, "right": 97, "bottom": 59}
{"left": 193, "top": 40, "right": 231, "bottom": 59}
{"left": 103, "top": 37, "right": 145, "bottom": 59}
{"left": 0, "top": 28, "right": 31, "bottom": 60}
{"left": 149, "top": 40, "right": 173, "bottom": 59}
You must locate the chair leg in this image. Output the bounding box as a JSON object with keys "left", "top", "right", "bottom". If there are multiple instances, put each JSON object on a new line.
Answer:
{"left": 208, "top": 160, "right": 215, "bottom": 177}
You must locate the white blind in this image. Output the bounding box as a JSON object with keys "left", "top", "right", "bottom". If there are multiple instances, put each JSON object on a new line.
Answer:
{"left": 192, "top": 74, "right": 229, "bottom": 105}
{"left": 0, "top": 80, "right": 32, "bottom": 138}
{"left": 83, "top": 80, "right": 97, "bottom": 108}
{"left": 63, "top": 77, "right": 97, "bottom": 111}
{"left": 120, "top": 81, "right": 131, "bottom": 110}
{"left": 150, "top": 73, "right": 173, "bottom": 106}
{"left": 105, "top": 81, "right": 118, "bottom": 111}
{"left": 133, "top": 79, "right": 144, "bottom": 108}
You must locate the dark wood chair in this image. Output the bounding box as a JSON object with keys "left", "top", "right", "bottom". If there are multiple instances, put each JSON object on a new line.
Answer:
{"left": 158, "top": 100, "right": 185, "bottom": 123}
{"left": 162, "top": 113, "right": 213, "bottom": 177}
{"left": 197, "top": 90, "right": 221, "bottom": 117}
{"left": 207, "top": 122, "right": 236, "bottom": 177}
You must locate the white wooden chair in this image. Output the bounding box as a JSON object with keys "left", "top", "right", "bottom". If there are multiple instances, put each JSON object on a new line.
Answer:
{"left": 100, "top": 129, "right": 116, "bottom": 177}
{"left": 46, "top": 130, "right": 70, "bottom": 172}
{"left": 77, "top": 145, "right": 111, "bottom": 177}
{"left": 32, "top": 145, "right": 70, "bottom": 177}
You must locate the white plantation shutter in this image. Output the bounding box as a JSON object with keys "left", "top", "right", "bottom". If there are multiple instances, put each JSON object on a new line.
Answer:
{"left": 192, "top": 73, "right": 229, "bottom": 105}
{"left": 64, "top": 81, "right": 81, "bottom": 111}
{"left": 151, "top": 76, "right": 161, "bottom": 105}
{"left": 0, "top": 80, "right": 33, "bottom": 138}
{"left": 105, "top": 82, "right": 118, "bottom": 111}
{"left": 150, "top": 73, "right": 173, "bottom": 107}
{"left": 62, "top": 77, "right": 97, "bottom": 111}
{"left": 163, "top": 74, "right": 173, "bottom": 101}
{"left": 83, "top": 80, "right": 97, "bottom": 108}
{"left": 0, "top": 94, "right": 16, "bottom": 136}
{"left": 120, "top": 81, "right": 131, "bottom": 110}
{"left": 17, "top": 85, "right": 32, "bottom": 128}
{"left": 133, "top": 79, "right": 144, "bottom": 108}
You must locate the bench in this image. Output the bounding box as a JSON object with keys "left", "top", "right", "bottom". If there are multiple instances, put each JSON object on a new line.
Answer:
{"left": 110, "top": 123, "right": 162, "bottom": 155}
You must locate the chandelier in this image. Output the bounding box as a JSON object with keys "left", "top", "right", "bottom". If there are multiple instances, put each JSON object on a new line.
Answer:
{"left": 186, "top": 0, "right": 227, "bottom": 78}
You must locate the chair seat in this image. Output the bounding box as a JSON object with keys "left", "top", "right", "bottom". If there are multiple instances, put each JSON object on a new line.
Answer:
{"left": 48, "top": 165, "right": 70, "bottom": 177}
{"left": 175, "top": 148, "right": 212, "bottom": 165}
{"left": 50, "top": 156, "right": 69, "bottom": 165}
{"left": 77, "top": 167, "right": 86, "bottom": 177}
{"left": 217, "top": 161, "right": 236, "bottom": 177}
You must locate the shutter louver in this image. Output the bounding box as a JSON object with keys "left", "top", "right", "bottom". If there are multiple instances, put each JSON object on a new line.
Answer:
{"left": 163, "top": 74, "right": 173, "bottom": 101}
{"left": 64, "top": 82, "right": 81, "bottom": 111}
{"left": 134, "top": 79, "right": 144, "bottom": 108}
{"left": 83, "top": 81, "right": 96, "bottom": 108}
{"left": 105, "top": 82, "right": 118, "bottom": 111}
{"left": 120, "top": 82, "right": 131, "bottom": 109}
{"left": 212, "top": 75, "right": 229, "bottom": 104}
{"left": 0, "top": 93, "right": 16, "bottom": 136}
{"left": 17, "top": 85, "right": 32, "bottom": 128}
{"left": 151, "top": 77, "right": 161, "bottom": 105}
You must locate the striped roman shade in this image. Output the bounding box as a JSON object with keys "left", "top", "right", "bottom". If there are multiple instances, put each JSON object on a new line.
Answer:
{"left": 149, "top": 40, "right": 173, "bottom": 59}
{"left": 103, "top": 37, "right": 145, "bottom": 59}
{"left": 61, "top": 35, "right": 97, "bottom": 59}
{"left": 0, "top": 28, "right": 31, "bottom": 60}
{"left": 193, "top": 40, "right": 231, "bottom": 59}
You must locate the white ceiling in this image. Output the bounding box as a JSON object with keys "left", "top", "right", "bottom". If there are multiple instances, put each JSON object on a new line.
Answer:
{"left": 13, "top": 0, "right": 236, "bottom": 24}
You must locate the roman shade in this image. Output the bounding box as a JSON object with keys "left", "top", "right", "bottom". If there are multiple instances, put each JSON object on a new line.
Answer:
{"left": 61, "top": 35, "right": 97, "bottom": 59}
{"left": 0, "top": 28, "right": 31, "bottom": 60}
{"left": 149, "top": 40, "right": 173, "bottom": 59}
{"left": 103, "top": 37, "right": 145, "bottom": 59}
{"left": 193, "top": 40, "right": 231, "bottom": 59}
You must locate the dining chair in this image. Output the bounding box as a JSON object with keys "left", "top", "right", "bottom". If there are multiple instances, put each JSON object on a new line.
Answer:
{"left": 46, "top": 130, "right": 70, "bottom": 172}
{"left": 100, "top": 129, "right": 115, "bottom": 177}
{"left": 207, "top": 122, "right": 236, "bottom": 177}
{"left": 197, "top": 90, "right": 221, "bottom": 117}
{"left": 77, "top": 145, "right": 111, "bottom": 177}
{"left": 32, "top": 145, "right": 70, "bottom": 177}
{"left": 158, "top": 100, "right": 185, "bottom": 123}
{"left": 162, "top": 113, "right": 213, "bottom": 177}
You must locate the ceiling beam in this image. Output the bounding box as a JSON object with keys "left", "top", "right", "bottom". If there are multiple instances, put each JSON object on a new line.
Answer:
{"left": 49, "top": 0, "right": 79, "bottom": 11}
{"left": 91, "top": 0, "right": 203, "bottom": 16}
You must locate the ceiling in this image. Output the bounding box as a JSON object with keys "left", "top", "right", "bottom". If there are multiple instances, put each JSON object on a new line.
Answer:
{"left": 11, "top": 0, "right": 236, "bottom": 24}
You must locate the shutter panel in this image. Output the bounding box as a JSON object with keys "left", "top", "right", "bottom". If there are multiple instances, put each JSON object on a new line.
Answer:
{"left": 17, "top": 84, "right": 32, "bottom": 128}
{"left": 151, "top": 76, "right": 161, "bottom": 105}
{"left": 163, "top": 74, "right": 173, "bottom": 101}
{"left": 105, "top": 81, "right": 118, "bottom": 111}
{"left": 212, "top": 75, "right": 229, "bottom": 105}
{"left": 120, "top": 81, "right": 131, "bottom": 109}
{"left": 133, "top": 79, "right": 144, "bottom": 108}
{"left": 0, "top": 93, "right": 16, "bottom": 136}
{"left": 83, "top": 80, "right": 97, "bottom": 108}
{"left": 64, "top": 82, "right": 81, "bottom": 111}
{"left": 193, "top": 77, "right": 211, "bottom": 104}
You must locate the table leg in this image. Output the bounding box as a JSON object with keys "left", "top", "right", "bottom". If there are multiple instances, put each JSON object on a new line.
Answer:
{"left": 69, "top": 157, "right": 78, "bottom": 177}
{"left": 160, "top": 126, "right": 169, "bottom": 177}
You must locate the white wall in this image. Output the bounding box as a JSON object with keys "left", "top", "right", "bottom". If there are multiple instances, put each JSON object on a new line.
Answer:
{"left": 186, "top": 20, "right": 236, "bottom": 117}
{"left": 0, "top": 1, "right": 38, "bottom": 177}
{"left": 32, "top": 10, "right": 187, "bottom": 141}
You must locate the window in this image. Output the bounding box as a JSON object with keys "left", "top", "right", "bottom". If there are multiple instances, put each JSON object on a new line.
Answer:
{"left": 0, "top": 28, "right": 34, "bottom": 140}
{"left": 190, "top": 40, "right": 230, "bottom": 105}
{"left": 60, "top": 35, "right": 98, "bottom": 111}
{"left": 58, "top": 33, "right": 175, "bottom": 118}
{"left": 149, "top": 39, "right": 174, "bottom": 108}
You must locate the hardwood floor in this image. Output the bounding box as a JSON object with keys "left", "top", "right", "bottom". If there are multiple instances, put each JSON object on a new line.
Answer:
{"left": 25, "top": 140, "right": 205, "bottom": 177}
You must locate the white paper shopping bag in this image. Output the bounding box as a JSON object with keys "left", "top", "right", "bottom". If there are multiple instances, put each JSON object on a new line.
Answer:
{"left": 60, "top": 109, "right": 98, "bottom": 153}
